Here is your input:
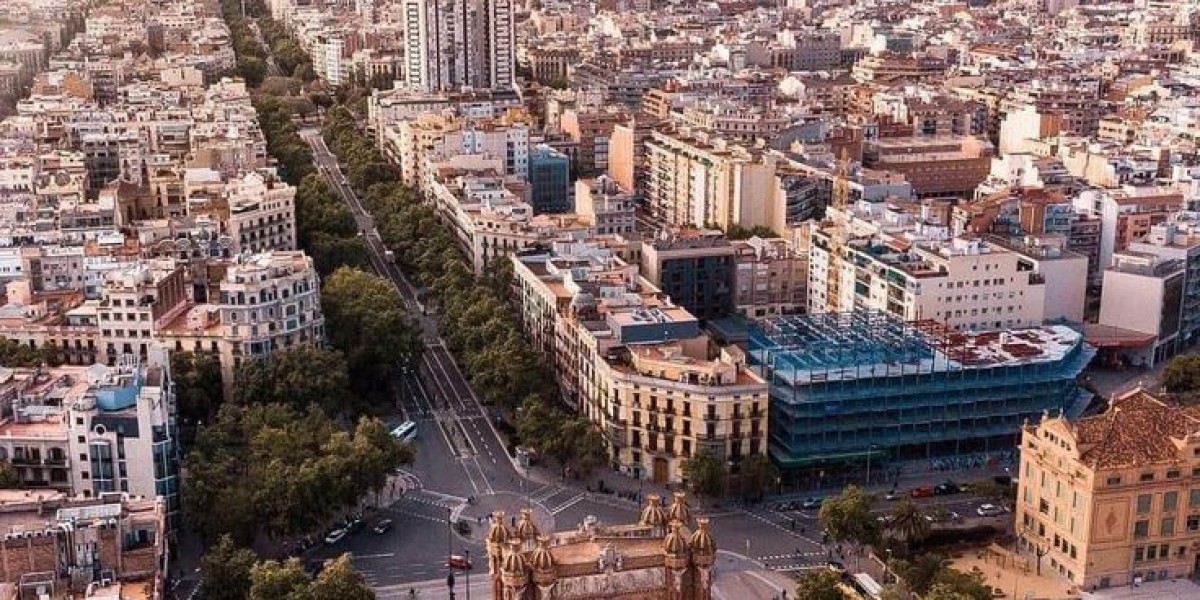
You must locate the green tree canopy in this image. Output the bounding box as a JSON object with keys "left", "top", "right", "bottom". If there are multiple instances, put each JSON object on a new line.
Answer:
{"left": 184, "top": 403, "right": 412, "bottom": 544}
{"left": 885, "top": 497, "right": 930, "bottom": 546}
{"left": 1164, "top": 354, "right": 1200, "bottom": 393}
{"left": 233, "top": 345, "right": 351, "bottom": 416}
{"left": 818, "top": 485, "right": 880, "bottom": 548}
{"left": 738, "top": 454, "right": 778, "bottom": 501}
{"left": 795, "top": 569, "right": 848, "bottom": 600}
{"left": 682, "top": 451, "right": 726, "bottom": 498}
{"left": 322, "top": 266, "right": 423, "bottom": 398}
{"left": 200, "top": 535, "right": 257, "bottom": 600}
{"left": 310, "top": 555, "right": 376, "bottom": 600}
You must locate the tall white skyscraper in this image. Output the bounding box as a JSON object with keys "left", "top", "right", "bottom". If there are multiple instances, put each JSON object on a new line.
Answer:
{"left": 400, "top": 0, "right": 515, "bottom": 92}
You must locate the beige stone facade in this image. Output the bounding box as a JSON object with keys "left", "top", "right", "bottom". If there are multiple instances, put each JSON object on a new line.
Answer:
{"left": 1016, "top": 390, "right": 1200, "bottom": 591}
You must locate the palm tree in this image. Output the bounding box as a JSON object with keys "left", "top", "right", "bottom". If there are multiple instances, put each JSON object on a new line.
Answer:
{"left": 887, "top": 497, "right": 931, "bottom": 546}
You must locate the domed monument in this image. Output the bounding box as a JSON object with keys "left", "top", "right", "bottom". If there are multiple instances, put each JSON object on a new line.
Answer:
{"left": 485, "top": 493, "right": 715, "bottom": 600}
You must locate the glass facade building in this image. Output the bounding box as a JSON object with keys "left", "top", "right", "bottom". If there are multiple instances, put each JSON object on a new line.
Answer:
{"left": 748, "top": 311, "right": 1095, "bottom": 469}
{"left": 528, "top": 144, "right": 572, "bottom": 214}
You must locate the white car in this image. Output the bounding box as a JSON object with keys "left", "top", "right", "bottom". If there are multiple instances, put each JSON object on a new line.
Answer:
{"left": 976, "top": 503, "right": 1005, "bottom": 517}
{"left": 323, "top": 529, "right": 347, "bottom": 545}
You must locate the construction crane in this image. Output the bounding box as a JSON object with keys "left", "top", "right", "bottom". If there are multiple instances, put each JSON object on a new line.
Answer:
{"left": 824, "top": 148, "right": 851, "bottom": 314}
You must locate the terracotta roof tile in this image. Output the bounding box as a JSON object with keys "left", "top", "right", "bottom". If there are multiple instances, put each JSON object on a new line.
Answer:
{"left": 1074, "top": 391, "right": 1200, "bottom": 469}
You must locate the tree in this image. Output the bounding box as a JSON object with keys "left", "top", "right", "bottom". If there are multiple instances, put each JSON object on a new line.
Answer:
{"left": 738, "top": 454, "right": 778, "bottom": 502}
{"left": 818, "top": 485, "right": 880, "bottom": 548}
{"left": 795, "top": 569, "right": 848, "bottom": 600}
{"left": 200, "top": 536, "right": 257, "bottom": 600}
{"left": 682, "top": 451, "right": 726, "bottom": 498}
{"left": 172, "top": 351, "right": 224, "bottom": 440}
{"left": 0, "top": 460, "right": 18, "bottom": 488}
{"left": 322, "top": 266, "right": 423, "bottom": 399}
{"left": 886, "top": 497, "right": 930, "bottom": 546}
{"left": 726, "top": 224, "right": 780, "bottom": 240}
{"left": 310, "top": 555, "right": 376, "bottom": 600}
{"left": 924, "top": 585, "right": 974, "bottom": 600}
{"left": 1163, "top": 354, "right": 1200, "bottom": 393}
{"left": 237, "top": 57, "right": 267, "bottom": 87}
{"left": 249, "top": 558, "right": 312, "bottom": 600}
{"left": 233, "top": 346, "right": 351, "bottom": 416}
{"left": 930, "top": 567, "right": 992, "bottom": 600}
{"left": 889, "top": 554, "right": 950, "bottom": 596}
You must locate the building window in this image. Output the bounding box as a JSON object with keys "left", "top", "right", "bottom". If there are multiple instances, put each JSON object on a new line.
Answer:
{"left": 1161, "top": 517, "right": 1175, "bottom": 536}
{"left": 1107, "top": 476, "right": 1122, "bottom": 485}
{"left": 1187, "top": 515, "right": 1200, "bottom": 531}
{"left": 1135, "top": 547, "right": 1145, "bottom": 562}
{"left": 1134, "top": 521, "right": 1150, "bottom": 538}
{"left": 1165, "top": 492, "right": 1178, "bottom": 512}
{"left": 1190, "top": 489, "right": 1200, "bottom": 507}
{"left": 1138, "top": 494, "right": 1153, "bottom": 513}
{"left": 1141, "top": 472, "right": 1156, "bottom": 482}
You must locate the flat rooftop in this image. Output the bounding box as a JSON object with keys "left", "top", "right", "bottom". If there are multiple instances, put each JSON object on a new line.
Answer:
{"left": 750, "top": 311, "right": 1090, "bottom": 385}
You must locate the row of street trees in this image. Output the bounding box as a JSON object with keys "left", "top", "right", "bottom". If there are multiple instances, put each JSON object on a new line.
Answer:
{"left": 202, "top": 539, "right": 373, "bottom": 600}
{"left": 178, "top": 4, "right": 420, "bottom": 597}
{"left": 799, "top": 485, "right": 995, "bottom": 600}
{"left": 318, "top": 107, "right": 608, "bottom": 472}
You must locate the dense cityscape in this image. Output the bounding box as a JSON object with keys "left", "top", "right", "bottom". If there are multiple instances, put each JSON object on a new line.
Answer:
{"left": 0, "top": 0, "right": 1198, "bottom": 598}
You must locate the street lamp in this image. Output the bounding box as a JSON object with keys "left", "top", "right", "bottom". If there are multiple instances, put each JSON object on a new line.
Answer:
{"left": 446, "top": 507, "right": 455, "bottom": 599}
{"left": 464, "top": 548, "right": 471, "bottom": 600}
{"left": 865, "top": 444, "right": 878, "bottom": 486}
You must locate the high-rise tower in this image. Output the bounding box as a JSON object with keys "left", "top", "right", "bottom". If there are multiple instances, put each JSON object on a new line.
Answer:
{"left": 400, "top": 0, "right": 514, "bottom": 92}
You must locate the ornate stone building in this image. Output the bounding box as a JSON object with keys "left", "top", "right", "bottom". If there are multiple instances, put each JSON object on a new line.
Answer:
{"left": 485, "top": 493, "right": 716, "bottom": 600}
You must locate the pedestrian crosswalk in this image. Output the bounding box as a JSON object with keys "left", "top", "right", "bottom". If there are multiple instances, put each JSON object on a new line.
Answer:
{"left": 550, "top": 493, "right": 586, "bottom": 516}
{"left": 402, "top": 489, "right": 465, "bottom": 510}
{"left": 756, "top": 551, "right": 826, "bottom": 561}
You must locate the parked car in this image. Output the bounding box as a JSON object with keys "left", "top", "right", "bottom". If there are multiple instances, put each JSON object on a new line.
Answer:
{"left": 934, "top": 482, "right": 960, "bottom": 496}
{"left": 446, "top": 555, "right": 473, "bottom": 570}
{"left": 801, "top": 497, "right": 824, "bottom": 510}
{"left": 884, "top": 489, "right": 900, "bottom": 501}
{"left": 345, "top": 515, "right": 365, "bottom": 535}
{"left": 925, "top": 511, "right": 960, "bottom": 524}
{"left": 910, "top": 486, "right": 935, "bottom": 499}
{"left": 976, "top": 504, "right": 1005, "bottom": 517}
{"left": 774, "top": 501, "right": 799, "bottom": 512}
{"left": 323, "top": 529, "right": 347, "bottom": 545}
{"left": 372, "top": 519, "right": 394, "bottom": 535}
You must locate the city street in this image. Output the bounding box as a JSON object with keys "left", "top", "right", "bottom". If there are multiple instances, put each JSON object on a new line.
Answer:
{"left": 297, "top": 126, "right": 1032, "bottom": 593}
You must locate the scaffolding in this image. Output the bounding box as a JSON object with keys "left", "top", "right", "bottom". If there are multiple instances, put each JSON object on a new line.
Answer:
{"left": 748, "top": 311, "right": 1096, "bottom": 469}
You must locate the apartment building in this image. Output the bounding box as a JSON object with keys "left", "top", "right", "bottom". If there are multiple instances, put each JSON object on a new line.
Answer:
{"left": 560, "top": 108, "right": 628, "bottom": 175}
{"left": 398, "top": 0, "right": 515, "bottom": 92}
{"left": 512, "top": 243, "right": 768, "bottom": 484}
{"left": 732, "top": 237, "right": 807, "bottom": 318}
{"left": 574, "top": 176, "right": 636, "bottom": 236}
{"left": 424, "top": 161, "right": 589, "bottom": 274}
{"left": 225, "top": 171, "right": 297, "bottom": 254}
{"left": 1097, "top": 223, "right": 1200, "bottom": 367}
{"left": 386, "top": 112, "right": 530, "bottom": 189}
{"left": 1016, "top": 390, "right": 1200, "bottom": 590}
{"left": 862, "top": 135, "right": 993, "bottom": 199}
{"left": 0, "top": 350, "right": 178, "bottom": 524}
{"left": 0, "top": 491, "right": 165, "bottom": 597}
{"left": 641, "top": 233, "right": 736, "bottom": 321}
{"left": 808, "top": 229, "right": 1085, "bottom": 330}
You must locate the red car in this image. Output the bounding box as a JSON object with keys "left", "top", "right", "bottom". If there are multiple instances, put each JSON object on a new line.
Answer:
{"left": 446, "top": 555, "right": 473, "bottom": 570}
{"left": 910, "top": 486, "right": 935, "bottom": 499}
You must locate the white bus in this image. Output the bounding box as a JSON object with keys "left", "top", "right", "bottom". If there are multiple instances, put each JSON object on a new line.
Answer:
{"left": 850, "top": 573, "right": 884, "bottom": 600}
{"left": 391, "top": 421, "right": 418, "bottom": 443}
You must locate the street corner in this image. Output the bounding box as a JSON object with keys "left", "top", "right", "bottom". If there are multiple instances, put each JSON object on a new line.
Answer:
{"left": 453, "top": 491, "right": 556, "bottom": 544}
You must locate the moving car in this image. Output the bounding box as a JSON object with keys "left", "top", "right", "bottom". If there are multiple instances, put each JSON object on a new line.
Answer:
{"left": 884, "top": 490, "right": 900, "bottom": 501}
{"left": 446, "top": 555, "right": 473, "bottom": 570}
{"left": 934, "top": 482, "right": 960, "bottom": 496}
{"left": 801, "top": 497, "right": 824, "bottom": 510}
{"left": 372, "top": 519, "right": 393, "bottom": 535}
{"left": 910, "top": 486, "right": 935, "bottom": 498}
{"left": 976, "top": 504, "right": 1005, "bottom": 517}
{"left": 323, "top": 529, "right": 347, "bottom": 545}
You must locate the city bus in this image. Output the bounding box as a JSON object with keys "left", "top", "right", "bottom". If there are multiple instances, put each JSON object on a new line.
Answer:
{"left": 390, "top": 421, "right": 418, "bottom": 443}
